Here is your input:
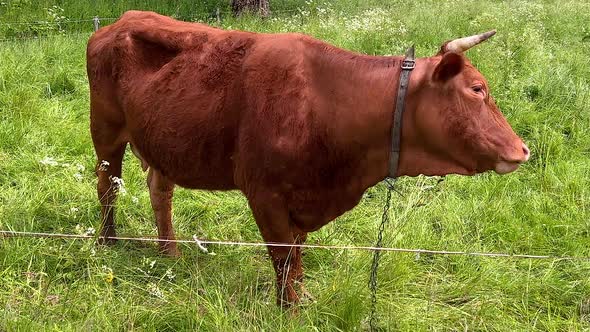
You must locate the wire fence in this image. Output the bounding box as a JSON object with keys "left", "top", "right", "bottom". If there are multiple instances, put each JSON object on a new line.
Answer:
{"left": 0, "top": 7, "right": 306, "bottom": 43}
{"left": 0, "top": 31, "right": 94, "bottom": 43}
{"left": 0, "top": 17, "right": 113, "bottom": 43}
{"left": 0, "top": 18, "right": 117, "bottom": 25}
{"left": 1, "top": 230, "right": 589, "bottom": 261}
{"left": 0, "top": 8, "right": 301, "bottom": 25}
{"left": 0, "top": 0, "right": 396, "bottom": 43}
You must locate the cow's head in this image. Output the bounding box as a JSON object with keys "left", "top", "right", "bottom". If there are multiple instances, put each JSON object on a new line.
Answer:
{"left": 399, "top": 30, "right": 529, "bottom": 176}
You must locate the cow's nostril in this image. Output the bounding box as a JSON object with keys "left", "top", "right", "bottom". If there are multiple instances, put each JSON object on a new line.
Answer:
{"left": 522, "top": 143, "right": 530, "bottom": 162}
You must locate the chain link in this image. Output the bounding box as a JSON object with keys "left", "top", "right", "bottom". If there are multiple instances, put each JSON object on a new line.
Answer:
{"left": 367, "top": 176, "right": 446, "bottom": 330}
{"left": 368, "top": 178, "right": 395, "bottom": 332}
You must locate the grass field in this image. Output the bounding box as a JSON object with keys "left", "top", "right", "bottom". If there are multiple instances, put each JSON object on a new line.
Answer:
{"left": 1, "top": 0, "right": 590, "bottom": 330}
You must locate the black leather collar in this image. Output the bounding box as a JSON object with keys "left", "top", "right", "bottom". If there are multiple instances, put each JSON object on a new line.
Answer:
{"left": 388, "top": 46, "right": 415, "bottom": 178}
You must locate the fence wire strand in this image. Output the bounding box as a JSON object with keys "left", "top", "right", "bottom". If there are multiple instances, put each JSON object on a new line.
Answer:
{"left": 0, "top": 9, "right": 302, "bottom": 27}
{"left": 0, "top": 32, "right": 93, "bottom": 43}
{"left": 0, "top": 11, "right": 306, "bottom": 43}
{"left": 0, "top": 18, "right": 119, "bottom": 25}
{"left": 1, "top": 230, "right": 589, "bottom": 261}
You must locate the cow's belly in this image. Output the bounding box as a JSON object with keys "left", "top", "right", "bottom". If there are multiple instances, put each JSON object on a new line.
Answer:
{"left": 287, "top": 187, "right": 365, "bottom": 232}
{"left": 167, "top": 164, "right": 236, "bottom": 190}
{"left": 128, "top": 124, "right": 238, "bottom": 190}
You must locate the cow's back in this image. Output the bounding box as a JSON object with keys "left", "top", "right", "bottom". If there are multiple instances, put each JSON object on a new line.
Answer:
{"left": 87, "top": 11, "right": 317, "bottom": 191}
{"left": 89, "top": 11, "right": 244, "bottom": 189}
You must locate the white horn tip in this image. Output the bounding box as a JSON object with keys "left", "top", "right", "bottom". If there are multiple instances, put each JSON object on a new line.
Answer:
{"left": 444, "top": 29, "right": 498, "bottom": 53}
{"left": 483, "top": 30, "right": 497, "bottom": 38}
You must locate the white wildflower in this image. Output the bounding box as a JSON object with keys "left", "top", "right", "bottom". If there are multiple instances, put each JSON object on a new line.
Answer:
{"left": 141, "top": 257, "right": 157, "bottom": 272}
{"left": 76, "top": 163, "right": 85, "bottom": 172}
{"left": 131, "top": 196, "right": 139, "bottom": 204}
{"left": 346, "top": 8, "right": 389, "bottom": 32}
{"left": 85, "top": 227, "right": 95, "bottom": 236}
{"left": 75, "top": 224, "right": 95, "bottom": 236}
{"left": 98, "top": 160, "right": 109, "bottom": 171}
{"left": 70, "top": 207, "right": 79, "bottom": 213}
{"left": 109, "top": 176, "right": 126, "bottom": 194}
{"left": 40, "top": 157, "right": 59, "bottom": 166}
{"left": 73, "top": 173, "right": 83, "bottom": 181}
{"left": 164, "top": 268, "right": 175, "bottom": 281}
{"left": 147, "top": 282, "right": 165, "bottom": 299}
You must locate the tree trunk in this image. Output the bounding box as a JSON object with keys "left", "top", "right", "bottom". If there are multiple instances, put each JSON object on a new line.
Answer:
{"left": 231, "top": 0, "right": 270, "bottom": 18}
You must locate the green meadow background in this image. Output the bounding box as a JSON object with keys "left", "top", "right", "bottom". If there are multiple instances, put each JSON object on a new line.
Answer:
{"left": 1, "top": 0, "right": 589, "bottom": 330}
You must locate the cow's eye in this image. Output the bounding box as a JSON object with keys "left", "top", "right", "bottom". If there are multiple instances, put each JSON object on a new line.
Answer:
{"left": 472, "top": 85, "right": 485, "bottom": 95}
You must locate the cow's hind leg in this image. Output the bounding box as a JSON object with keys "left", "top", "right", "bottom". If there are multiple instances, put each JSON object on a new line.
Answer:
{"left": 147, "top": 168, "right": 179, "bottom": 257}
{"left": 90, "top": 91, "right": 128, "bottom": 244}
{"left": 93, "top": 136, "right": 126, "bottom": 245}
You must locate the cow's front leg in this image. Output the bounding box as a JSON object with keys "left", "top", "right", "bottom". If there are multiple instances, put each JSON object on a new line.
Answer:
{"left": 293, "top": 230, "right": 314, "bottom": 302}
{"left": 249, "top": 192, "right": 300, "bottom": 307}
{"left": 269, "top": 240, "right": 300, "bottom": 307}
{"left": 147, "top": 168, "right": 179, "bottom": 257}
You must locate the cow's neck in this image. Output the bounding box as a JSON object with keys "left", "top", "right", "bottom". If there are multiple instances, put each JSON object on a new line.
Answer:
{"left": 312, "top": 48, "right": 428, "bottom": 192}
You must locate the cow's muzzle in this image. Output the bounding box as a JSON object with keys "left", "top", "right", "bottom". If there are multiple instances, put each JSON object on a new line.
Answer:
{"left": 494, "top": 143, "right": 530, "bottom": 174}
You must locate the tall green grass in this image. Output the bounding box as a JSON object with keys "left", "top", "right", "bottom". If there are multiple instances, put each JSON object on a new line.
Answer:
{"left": 1, "top": 1, "right": 589, "bottom": 330}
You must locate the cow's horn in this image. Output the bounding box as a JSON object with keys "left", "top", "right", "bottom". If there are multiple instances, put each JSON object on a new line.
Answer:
{"left": 445, "top": 30, "right": 496, "bottom": 53}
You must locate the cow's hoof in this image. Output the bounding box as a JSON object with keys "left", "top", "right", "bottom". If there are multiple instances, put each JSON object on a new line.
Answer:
{"left": 277, "top": 299, "right": 300, "bottom": 317}
{"left": 159, "top": 244, "right": 181, "bottom": 257}
{"left": 277, "top": 293, "right": 300, "bottom": 309}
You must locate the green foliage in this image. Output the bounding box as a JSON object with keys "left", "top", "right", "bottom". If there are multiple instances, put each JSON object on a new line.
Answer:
{"left": 1, "top": 0, "right": 590, "bottom": 330}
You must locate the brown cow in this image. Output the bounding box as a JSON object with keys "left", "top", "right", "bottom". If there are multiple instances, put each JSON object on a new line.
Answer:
{"left": 86, "top": 11, "right": 529, "bottom": 306}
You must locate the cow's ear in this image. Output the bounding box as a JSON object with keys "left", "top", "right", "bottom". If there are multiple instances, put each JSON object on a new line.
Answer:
{"left": 433, "top": 52, "right": 464, "bottom": 82}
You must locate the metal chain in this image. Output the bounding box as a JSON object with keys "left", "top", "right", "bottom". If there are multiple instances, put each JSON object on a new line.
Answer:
{"left": 368, "top": 178, "right": 396, "bottom": 332}
{"left": 367, "top": 176, "right": 446, "bottom": 330}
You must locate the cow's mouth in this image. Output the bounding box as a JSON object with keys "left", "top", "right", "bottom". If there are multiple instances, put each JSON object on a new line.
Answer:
{"left": 493, "top": 143, "right": 530, "bottom": 174}
{"left": 494, "top": 161, "right": 522, "bottom": 174}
